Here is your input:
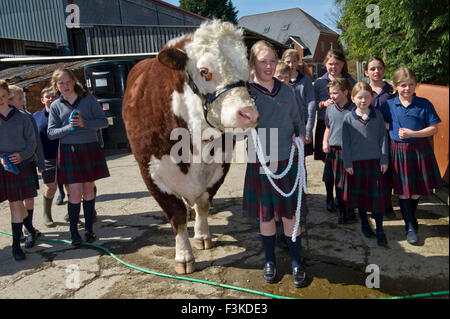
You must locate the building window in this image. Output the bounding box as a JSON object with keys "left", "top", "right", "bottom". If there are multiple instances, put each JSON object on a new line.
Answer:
{"left": 263, "top": 26, "right": 270, "bottom": 33}
{"left": 281, "top": 24, "right": 290, "bottom": 31}
{"left": 321, "top": 40, "right": 325, "bottom": 52}
{"left": 330, "top": 41, "right": 333, "bottom": 50}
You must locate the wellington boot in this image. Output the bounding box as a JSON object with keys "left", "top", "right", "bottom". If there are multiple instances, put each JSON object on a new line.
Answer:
{"left": 43, "top": 196, "right": 55, "bottom": 228}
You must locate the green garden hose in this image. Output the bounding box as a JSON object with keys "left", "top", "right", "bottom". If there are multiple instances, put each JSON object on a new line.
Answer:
{"left": 1, "top": 230, "right": 448, "bottom": 299}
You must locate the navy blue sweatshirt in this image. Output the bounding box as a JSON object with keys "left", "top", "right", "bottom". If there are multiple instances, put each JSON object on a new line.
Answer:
{"left": 33, "top": 108, "right": 60, "bottom": 160}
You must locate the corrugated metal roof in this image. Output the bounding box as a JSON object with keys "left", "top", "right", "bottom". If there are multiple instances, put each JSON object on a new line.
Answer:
{"left": 0, "top": 0, "right": 68, "bottom": 45}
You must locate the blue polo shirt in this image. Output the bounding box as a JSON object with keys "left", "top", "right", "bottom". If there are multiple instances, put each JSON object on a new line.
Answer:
{"left": 380, "top": 94, "right": 441, "bottom": 142}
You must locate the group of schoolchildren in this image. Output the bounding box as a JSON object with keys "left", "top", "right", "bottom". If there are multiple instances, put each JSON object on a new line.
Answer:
{"left": 0, "top": 44, "right": 442, "bottom": 290}
{"left": 0, "top": 68, "right": 109, "bottom": 261}
{"left": 243, "top": 41, "right": 441, "bottom": 288}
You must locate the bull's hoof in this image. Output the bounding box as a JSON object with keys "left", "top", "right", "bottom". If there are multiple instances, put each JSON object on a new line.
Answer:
{"left": 175, "top": 260, "right": 196, "bottom": 274}
{"left": 194, "top": 238, "right": 213, "bottom": 250}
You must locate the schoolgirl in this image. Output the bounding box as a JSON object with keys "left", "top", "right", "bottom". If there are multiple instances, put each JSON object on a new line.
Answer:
{"left": 365, "top": 57, "right": 396, "bottom": 219}
{"left": 314, "top": 50, "right": 355, "bottom": 212}
{"left": 243, "top": 40, "right": 307, "bottom": 288}
{"left": 342, "top": 82, "right": 389, "bottom": 246}
{"left": 47, "top": 69, "right": 109, "bottom": 245}
{"left": 380, "top": 68, "right": 441, "bottom": 245}
{"left": 322, "top": 78, "right": 356, "bottom": 224}
{"left": 0, "top": 80, "right": 39, "bottom": 260}
{"left": 9, "top": 85, "right": 45, "bottom": 242}
{"left": 33, "top": 86, "right": 59, "bottom": 227}
{"left": 282, "top": 49, "right": 316, "bottom": 157}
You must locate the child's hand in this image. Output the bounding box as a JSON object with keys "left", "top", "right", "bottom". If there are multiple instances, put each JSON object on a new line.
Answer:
{"left": 398, "top": 127, "right": 414, "bottom": 139}
{"left": 381, "top": 165, "right": 388, "bottom": 174}
{"left": 292, "top": 135, "right": 305, "bottom": 144}
{"left": 70, "top": 114, "right": 85, "bottom": 128}
{"left": 322, "top": 141, "right": 330, "bottom": 153}
{"left": 345, "top": 168, "right": 354, "bottom": 175}
{"left": 305, "top": 136, "right": 312, "bottom": 144}
{"left": 8, "top": 153, "right": 22, "bottom": 164}
{"left": 322, "top": 99, "right": 334, "bottom": 108}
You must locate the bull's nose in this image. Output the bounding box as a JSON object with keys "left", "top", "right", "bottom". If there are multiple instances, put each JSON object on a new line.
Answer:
{"left": 237, "top": 106, "right": 258, "bottom": 127}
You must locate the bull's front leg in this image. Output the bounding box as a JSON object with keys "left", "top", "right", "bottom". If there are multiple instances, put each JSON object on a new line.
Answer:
{"left": 193, "top": 193, "right": 213, "bottom": 250}
{"left": 175, "top": 223, "right": 195, "bottom": 274}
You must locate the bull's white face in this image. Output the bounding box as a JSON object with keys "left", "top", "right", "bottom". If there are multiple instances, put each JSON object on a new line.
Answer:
{"left": 182, "top": 21, "right": 259, "bottom": 131}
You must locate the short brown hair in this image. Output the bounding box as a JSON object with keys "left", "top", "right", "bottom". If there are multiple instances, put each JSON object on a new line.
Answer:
{"left": 351, "top": 81, "right": 373, "bottom": 98}
{"left": 326, "top": 77, "right": 351, "bottom": 95}
{"left": 40, "top": 86, "right": 54, "bottom": 97}
{"left": 0, "top": 80, "right": 10, "bottom": 95}
{"left": 275, "top": 61, "right": 291, "bottom": 75}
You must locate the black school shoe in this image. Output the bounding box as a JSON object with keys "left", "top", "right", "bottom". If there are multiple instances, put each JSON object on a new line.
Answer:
{"left": 292, "top": 267, "right": 307, "bottom": 288}
{"left": 24, "top": 230, "right": 41, "bottom": 249}
{"left": 262, "top": 262, "right": 277, "bottom": 283}
{"left": 71, "top": 233, "right": 82, "bottom": 246}
{"left": 326, "top": 199, "right": 336, "bottom": 212}
{"left": 12, "top": 248, "right": 26, "bottom": 261}
{"left": 376, "top": 232, "right": 388, "bottom": 247}
{"left": 85, "top": 231, "right": 97, "bottom": 243}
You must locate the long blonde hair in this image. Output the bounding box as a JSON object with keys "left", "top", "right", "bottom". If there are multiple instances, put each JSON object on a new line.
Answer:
{"left": 51, "top": 68, "right": 87, "bottom": 98}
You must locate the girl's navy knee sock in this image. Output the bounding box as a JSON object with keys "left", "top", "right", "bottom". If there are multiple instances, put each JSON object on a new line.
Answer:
{"left": 68, "top": 202, "right": 81, "bottom": 238}
{"left": 286, "top": 236, "right": 302, "bottom": 269}
{"left": 399, "top": 198, "right": 414, "bottom": 231}
{"left": 373, "top": 212, "right": 384, "bottom": 233}
{"left": 359, "top": 208, "right": 370, "bottom": 228}
{"left": 82, "top": 199, "right": 95, "bottom": 233}
{"left": 23, "top": 209, "right": 36, "bottom": 235}
{"left": 11, "top": 222, "right": 23, "bottom": 252}
{"left": 325, "top": 182, "right": 334, "bottom": 202}
{"left": 261, "top": 235, "right": 276, "bottom": 264}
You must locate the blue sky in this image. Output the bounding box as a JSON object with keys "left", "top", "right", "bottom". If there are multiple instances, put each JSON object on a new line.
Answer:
{"left": 163, "top": 0, "right": 339, "bottom": 33}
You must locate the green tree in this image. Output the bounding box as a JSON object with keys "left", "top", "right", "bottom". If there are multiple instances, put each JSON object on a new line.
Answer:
{"left": 179, "top": 0, "right": 239, "bottom": 24}
{"left": 335, "top": 0, "right": 449, "bottom": 85}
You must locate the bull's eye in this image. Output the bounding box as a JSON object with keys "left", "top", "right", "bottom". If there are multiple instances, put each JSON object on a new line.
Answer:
{"left": 199, "top": 68, "right": 212, "bottom": 81}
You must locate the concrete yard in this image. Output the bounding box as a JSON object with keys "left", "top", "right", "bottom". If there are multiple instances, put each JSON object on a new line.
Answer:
{"left": 0, "top": 151, "right": 448, "bottom": 299}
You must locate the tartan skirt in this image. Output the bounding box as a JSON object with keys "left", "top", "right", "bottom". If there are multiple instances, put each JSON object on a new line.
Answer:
{"left": 56, "top": 141, "right": 110, "bottom": 184}
{"left": 390, "top": 138, "right": 441, "bottom": 197}
{"left": 314, "top": 119, "right": 327, "bottom": 162}
{"left": 0, "top": 159, "right": 38, "bottom": 202}
{"left": 243, "top": 156, "right": 307, "bottom": 222}
{"left": 322, "top": 146, "right": 345, "bottom": 190}
{"left": 343, "top": 159, "right": 388, "bottom": 212}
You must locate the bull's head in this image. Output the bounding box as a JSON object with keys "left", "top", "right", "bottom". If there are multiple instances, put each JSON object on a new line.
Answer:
{"left": 158, "top": 20, "right": 258, "bottom": 132}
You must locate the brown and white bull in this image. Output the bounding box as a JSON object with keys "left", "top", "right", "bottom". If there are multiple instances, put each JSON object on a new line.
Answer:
{"left": 122, "top": 20, "right": 258, "bottom": 274}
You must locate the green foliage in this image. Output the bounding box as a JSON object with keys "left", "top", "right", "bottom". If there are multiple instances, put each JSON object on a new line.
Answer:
{"left": 336, "top": 0, "right": 449, "bottom": 85}
{"left": 179, "top": 0, "right": 239, "bottom": 24}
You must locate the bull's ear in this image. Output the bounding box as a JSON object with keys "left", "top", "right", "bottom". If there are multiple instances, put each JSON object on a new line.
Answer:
{"left": 157, "top": 48, "right": 187, "bottom": 70}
